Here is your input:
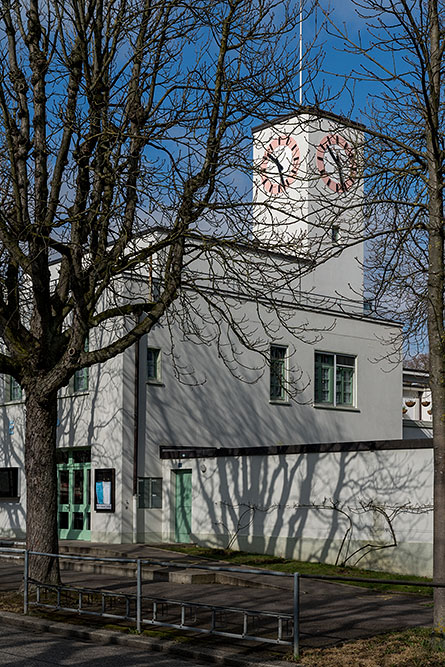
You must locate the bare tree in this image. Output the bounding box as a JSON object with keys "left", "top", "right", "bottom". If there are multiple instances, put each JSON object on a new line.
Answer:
{"left": 320, "top": 0, "right": 445, "bottom": 636}
{"left": 404, "top": 354, "right": 429, "bottom": 371}
{"left": 0, "top": 0, "right": 323, "bottom": 582}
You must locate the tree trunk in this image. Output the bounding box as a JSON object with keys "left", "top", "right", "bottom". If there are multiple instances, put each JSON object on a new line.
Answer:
{"left": 427, "top": 168, "right": 445, "bottom": 634}
{"left": 24, "top": 388, "right": 60, "bottom": 584}
{"left": 427, "top": 154, "right": 445, "bottom": 633}
{"left": 426, "top": 0, "right": 445, "bottom": 634}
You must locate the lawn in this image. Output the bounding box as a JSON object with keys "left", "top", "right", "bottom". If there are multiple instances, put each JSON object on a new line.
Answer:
{"left": 296, "top": 628, "right": 445, "bottom": 666}
{"left": 156, "top": 543, "right": 433, "bottom": 596}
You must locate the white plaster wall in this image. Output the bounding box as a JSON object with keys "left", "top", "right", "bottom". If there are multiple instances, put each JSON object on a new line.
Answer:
{"left": 252, "top": 112, "right": 364, "bottom": 302}
{"left": 163, "top": 447, "right": 433, "bottom": 577}
{"left": 0, "top": 399, "right": 26, "bottom": 539}
{"left": 0, "top": 321, "right": 133, "bottom": 545}
{"left": 142, "top": 306, "right": 401, "bottom": 454}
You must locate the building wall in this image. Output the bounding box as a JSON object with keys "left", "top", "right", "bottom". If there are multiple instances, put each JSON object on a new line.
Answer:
{"left": 402, "top": 369, "right": 433, "bottom": 439}
{"left": 0, "top": 398, "right": 26, "bottom": 539}
{"left": 161, "top": 444, "right": 433, "bottom": 577}
{"left": 141, "top": 307, "right": 402, "bottom": 453}
{"left": 253, "top": 112, "right": 365, "bottom": 303}
{"left": 0, "top": 295, "right": 405, "bottom": 559}
{"left": 0, "top": 326, "right": 132, "bottom": 544}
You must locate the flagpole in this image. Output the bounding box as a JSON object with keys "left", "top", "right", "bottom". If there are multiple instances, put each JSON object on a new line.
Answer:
{"left": 299, "top": 0, "right": 303, "bottom": 105}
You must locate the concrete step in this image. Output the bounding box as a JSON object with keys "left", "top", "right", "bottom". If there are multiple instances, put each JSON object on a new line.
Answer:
{"left": 0, "top": 541, "right": 286, "bottom": 589}
{"left": 58, "top": 558, "right": 216, "bottom": 584}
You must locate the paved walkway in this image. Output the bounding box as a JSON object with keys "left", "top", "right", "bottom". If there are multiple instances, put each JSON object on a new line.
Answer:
{"left": 0, "top": 542, "right": 433, "bottom": 650}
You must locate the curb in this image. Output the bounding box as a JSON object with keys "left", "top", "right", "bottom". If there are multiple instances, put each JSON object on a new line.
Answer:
{"left": 0, "top": 610, "right": 295, "bottom": 667}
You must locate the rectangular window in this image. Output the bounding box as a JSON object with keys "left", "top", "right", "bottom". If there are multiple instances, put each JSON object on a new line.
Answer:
{"left": 138, "top": 477, "right": 162, "bottom": 509}
{"left": 331, "top": 225, "right": 340, "bottom": 243}
{"left": 0, "top": 468, "right": 19, "bottom": 499}
{"left": 147, "top": 348, "right": 161, "bottom": 382}
{"left": 73, "top": 338, "right": 89, "bottom": 393}
{"left": 315, "top": 352, "right": 355, "bottom": 407}
{"left": 5, "top": 376, "right": 22, "bottom": 402}
{"left": 270, "top": 345, "right": 287, "bottom": 401}
{"left": 73, "top": 367, "right": 89, "bottom": 393}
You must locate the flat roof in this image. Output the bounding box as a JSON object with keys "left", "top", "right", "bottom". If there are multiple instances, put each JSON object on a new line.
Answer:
{"left": 252, "top": 106, "right": 366, "bottom": 134}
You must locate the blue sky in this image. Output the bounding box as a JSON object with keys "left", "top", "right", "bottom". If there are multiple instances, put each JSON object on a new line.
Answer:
{"left": 303, "top": 0, "right": 398, "bottom": 122}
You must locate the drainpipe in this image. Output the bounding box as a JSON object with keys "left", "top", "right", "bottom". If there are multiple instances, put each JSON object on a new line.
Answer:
{"left": 132, "top": 328, "right": 140, "bottom": 543}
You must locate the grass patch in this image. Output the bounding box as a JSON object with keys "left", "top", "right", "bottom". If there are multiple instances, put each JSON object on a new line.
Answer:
{"left": 0, "top": 592, "right": 23, "bottom": 613}
{"left": 156, "top": 544, "right": 433, "bottom": 596}
{"left": 295, "top": 627, "right": 445, "bottom": 666}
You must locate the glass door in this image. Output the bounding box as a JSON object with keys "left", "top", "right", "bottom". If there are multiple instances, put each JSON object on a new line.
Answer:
{"left": 57, "top": 448, "right": 91, "bottom": 540}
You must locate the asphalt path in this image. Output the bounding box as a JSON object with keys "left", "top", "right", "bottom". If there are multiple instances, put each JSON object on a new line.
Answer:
{"left": 0, "top": 559, "right": 433, "bottom": 649}
{"left": 0, "top": 625, "right": 209, "bottom": 666}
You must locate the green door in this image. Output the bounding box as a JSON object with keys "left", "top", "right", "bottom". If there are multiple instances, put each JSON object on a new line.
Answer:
{"left": 174, "top": 470, "right": 192, "bottom": 543}
{"left": 57, "top": 449, "right": 91, "bottom": 540}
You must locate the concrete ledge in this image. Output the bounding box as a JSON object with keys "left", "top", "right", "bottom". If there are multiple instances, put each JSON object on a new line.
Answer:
{"left": 0, "top": 610, "right": 293, "bottom": 667}
{"left": 169, "top": 569, "right": 217, "bottom": 584}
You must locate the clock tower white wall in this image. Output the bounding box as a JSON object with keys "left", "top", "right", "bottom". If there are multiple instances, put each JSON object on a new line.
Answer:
{"left": 252, "top": 110, "right": 365, "bottom": 302}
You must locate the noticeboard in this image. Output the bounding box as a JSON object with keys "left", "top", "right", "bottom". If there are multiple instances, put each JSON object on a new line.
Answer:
{"left": 94, "top": 468, "right": 115, "bottom": 512}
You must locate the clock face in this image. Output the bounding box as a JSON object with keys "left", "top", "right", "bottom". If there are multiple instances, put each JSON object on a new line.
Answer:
{"left": 261, "top": 135, "right": 300, "bottom": 195}
{"left": 316, "top": 134, "right": 356, "bottom": 193}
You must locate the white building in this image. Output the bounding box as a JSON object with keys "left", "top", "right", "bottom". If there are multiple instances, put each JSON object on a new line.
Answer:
{"left": 402, "top": 367, "right": 432, "bottom": 439}
{"left": 0, "top": 110, "right": 434, "bottom": 576}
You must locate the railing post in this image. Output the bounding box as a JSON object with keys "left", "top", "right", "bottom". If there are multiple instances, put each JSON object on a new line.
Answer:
{"left": 23, "top": 549, "right": 29, "bottom": 615}
{"left": 136, "top": 559, "right": 142, "bottom": 633}
{"left": 293, "top": 572, "right": 300, "bottom": 660}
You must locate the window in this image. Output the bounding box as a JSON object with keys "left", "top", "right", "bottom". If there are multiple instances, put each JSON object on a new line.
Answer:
{"left": 0, "top": 468, "right": 19, "bottom": 499}
{"left": 315, "top": 352, "right": 355, "bottom": 407}
{"left": 138, "top": 477, "right": 162, "bottom": 509}
{"left": 73, "top": 338, "right": 89, "bottom": 393}
{"left": 331, "top": 225, "right": 340, "bottom": 244}
{"left": 147, "top": 348, "right": 161, "bottom": 383}
{"left": 73, "top": 367, "right": 89, "bottom": 393}
{"left": 270, "top": 345, "right": 287, "bottom": 401}
{"left": 5, "top": 376, "right": 22, "bottom": 402}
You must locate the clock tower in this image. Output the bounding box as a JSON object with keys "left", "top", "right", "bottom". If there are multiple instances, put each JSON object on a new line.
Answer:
{"left": 252, "top": 109, "right": 365, "bottom": 301}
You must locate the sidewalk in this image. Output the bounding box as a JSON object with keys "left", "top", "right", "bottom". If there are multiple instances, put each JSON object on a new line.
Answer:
{"left": 0, "top": 541, "right": 433, "bottom": 651}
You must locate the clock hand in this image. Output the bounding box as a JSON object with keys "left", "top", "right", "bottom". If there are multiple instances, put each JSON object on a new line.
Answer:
{"left": 269, "top": 154, "right": 286, "bottom": 187}
{"left": 338, "top": 162, "right": 346, "bottom": 190}
{"left": 328, "top": 145, "right": 346, "bottom": 191}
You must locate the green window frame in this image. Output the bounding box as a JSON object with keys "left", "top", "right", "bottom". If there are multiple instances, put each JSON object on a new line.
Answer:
{"left": 5, "top": 376, "right": 22, "bottom": 402}
{"left": 315, "top": 352, "right": 355, "bottom": 407}
{"left": 73, "top": 367, "right": 89, "bottom": 393}
{"left": 138, "top": 477, "right": 163, "bottom": 509}
{"left": 270, "top": 345, "right": 287, "bottom": 401}
{"left": 73, "top": 338, "right": 89, "bottom": 393}
{"left": 147, "top": 348, "right": 161, "bottom": 383}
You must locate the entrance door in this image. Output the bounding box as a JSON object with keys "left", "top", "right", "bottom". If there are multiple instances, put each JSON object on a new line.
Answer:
{"left": 57, "top": 448, "right": 91, "bottom": 540}
{"left": 174, "top": 470, "right": 192, "bottom": 543}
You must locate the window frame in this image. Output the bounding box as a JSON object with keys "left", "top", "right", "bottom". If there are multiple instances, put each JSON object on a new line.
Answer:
{"left": 331, "top": 225, "right": 340, "bottom": 244}
{"left": 4, "top": 375, "right": 22, "bottom": 403}
{"left": 269, "top": 344, "right": 288, "bottom": 403}
{"left": 314, "top": 352, "right": 356, "bottom": 408}
{"left": 72, "top": 338, "right": 89, "bottom": 394}
{"left": 138, "top": 477, "right": 163, "bottom": 509}
{"left": 147, "top": 347, "right": 162, "bottom": 384}
{"left": 0, "top": 467, "right": 19, "bottom": 500}
{"left": 73, "top": 367, "right": 89, "bottom": 393}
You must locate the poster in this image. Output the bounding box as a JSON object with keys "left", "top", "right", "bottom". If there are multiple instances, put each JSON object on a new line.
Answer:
{"left": 95, "top": 480, "right": 112, "bottom": 510}
{"left": 94, "top": 469, "right": 115, "bottom": 512}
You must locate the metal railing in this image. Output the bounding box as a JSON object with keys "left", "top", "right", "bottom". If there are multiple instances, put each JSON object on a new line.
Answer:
{"left": 0, "top": 546, "right": 440, "bottom": 660}
{"left": 0, "top": 548, "right": 300, "bottom": 657}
